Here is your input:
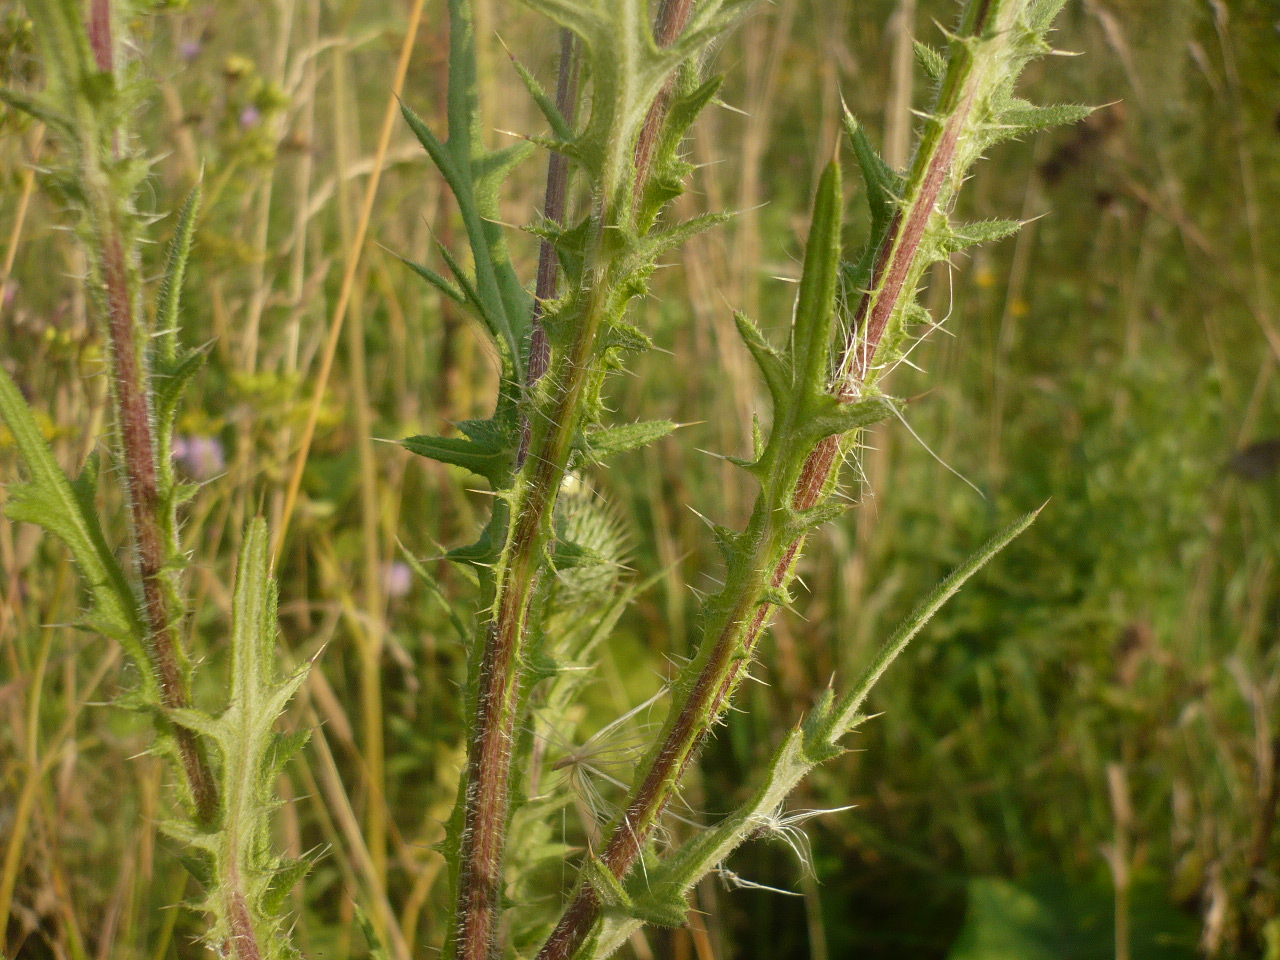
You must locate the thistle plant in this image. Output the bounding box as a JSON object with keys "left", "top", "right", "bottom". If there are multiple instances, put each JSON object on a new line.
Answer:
{"left": 0, "top": 0, "right": 1091, "bottom": 955}
{"left": 400, "top": 1, "right": 1088, "bottom": 959}
{"left": 0, "top": 1, "right": 308, "bottom": 955}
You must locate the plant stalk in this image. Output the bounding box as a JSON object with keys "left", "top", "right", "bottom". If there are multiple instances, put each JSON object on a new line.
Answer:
{"left": 96, "top": 214, "right": 218, "bottom": 824}
{"left": 451, "top": 4, "right": 694, "bottom": 958}
{"left": 535, "top": 4, "right": 1003, "bottom": 956}
{"left": 74, "top": 0, "right": 220, "bottom": 826}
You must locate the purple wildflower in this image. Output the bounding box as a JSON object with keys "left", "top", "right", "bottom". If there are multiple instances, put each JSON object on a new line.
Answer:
{"left": 239, "top": 105, "right": 261, "bottom": 129}
{"left": 382, "top": 561, "right": 413, "bottom": 599}
{"left": 172, "top": 434, "right": 226, "bottom": 480}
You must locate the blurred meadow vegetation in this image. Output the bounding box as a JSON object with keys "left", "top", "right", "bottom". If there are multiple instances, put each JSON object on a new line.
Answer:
{"left": 1, "top": 0, "right": 1278, "bottom": 958}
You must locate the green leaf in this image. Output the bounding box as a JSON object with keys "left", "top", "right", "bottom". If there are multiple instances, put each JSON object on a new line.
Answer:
{"left": 0, "top": 87, "right": 75, "bottom": 136}
{"left": 734, "top": 312, "right": 790, "bottom": 411}
{"left": 913, "top": 41, "right": 947, "bottom": 82}
{"left": 185, "top": 518, "right": 310, "bottom": 958}
{"left": 0, "top": 366, "right": 148, "bottom": 680}
{"left": 789, "top": 161, "right": 843, "bottom": 394}
{"left": 509, "top": 53, "right": 576, "bottom": 142}
{"left": 396, "top": 253, "right": 466, "bottom": 304}
{"left": 999, "top": 100, "right": 1094, "bottom": 132}
{"left": 820, "top": 506, "right": 1042, "bottom": 741}
{"left": 844, "top": 110, "right": 902, "bottom": 238}
{"left": 155, "top": 182, "right": 201, "bottom": 363}
{"left": 941, "top": 218, "right": 1023, "bottom": 254}
{"left": 580, "top": 420, "right": 677, "bottom": 461}
{"left": 403, "top": 417, "right": 516, "bottom": 487}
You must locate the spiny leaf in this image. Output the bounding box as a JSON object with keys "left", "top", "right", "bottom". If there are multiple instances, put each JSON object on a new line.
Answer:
{"left": 789, "top": 161, "right": 843, "bottom": 397}
{"left": 155, "top": 182, "right": 201, "bottom": 363}
{"left": 913, "top": 40, "right": 947, "bottom": 82}
{"left": 397, "top": 253, "right": 467, "bottom": 304}
{"left": 0, "top": 366, "right": 148, "bottom": 679}
{"left": 843, "top": 110, "right": 902, "bottom": 237}
{"left": 819, "top": 506, "right": 1043, "bottom": 741}
{"left": 402, "top": 432, "right": 515, "bottom": 487}
{"left": 509, "top": 53, "right": 576, "bottom": 142}
{"left": 185, "top": 517, "right": 310, "bottom": 958}
{"left": 998, "top": 99, "right": 1095, "bottom": 134}
{"left": 941, "top": 218, "right": 1023, "bottom": 253}
{"left": 0, "top": 87, "right": 74, "bottom": 137}
{"left": 734, "top": 312, "right": 790, "bottom": 410}
{"left": 580, "top": 420, "right": 677, "bottom": 462}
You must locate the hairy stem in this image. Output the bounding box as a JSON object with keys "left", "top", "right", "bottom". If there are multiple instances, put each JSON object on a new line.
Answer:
{"left": 535, "top": 4, "right": 1004, "bottom": 957}
{"left": 71, "top": 0, "right": 221, "bottom": 826}
{"left": 96, "top": 212, "right": 218, "bottom": 824}
{"left": 451, "top": 4, "right": 694, "bottom": 957}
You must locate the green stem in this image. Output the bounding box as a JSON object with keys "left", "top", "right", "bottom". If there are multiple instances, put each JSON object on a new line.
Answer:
{"left": 449, "top": 4, "right": 696, "bottom": 956}
{"left": 535, "top": 4, "right": 1015, "bottom": 957}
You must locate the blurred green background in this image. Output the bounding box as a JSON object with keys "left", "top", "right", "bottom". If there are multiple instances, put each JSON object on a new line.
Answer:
{"left": 1, "top": 0, "right": 1278, "bottom": 957}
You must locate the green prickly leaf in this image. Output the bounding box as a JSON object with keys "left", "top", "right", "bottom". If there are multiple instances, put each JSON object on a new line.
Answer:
{"left": 632, "top": 212, "right": 733, "bottom": 266}
{"left": 445, "top": 529, "right": 503, "bottom": 570}
{"left": 0, "top": 87, "right": 75, "bottom": 137}
{"left": 400, "top": 0, "right": 532, "bottom": 382}
{"left": 789, "top": 499, "right": 849, "bottom": 537}
{"left": 625, "top": 886, "right": 690, "bottom": 928}
{"left": 580, "top": 420, "right": 677, "bottom": 462}
{"left": 942, "top": 218, "right": 1023, "bottom": 253}
{"left": 1028, "top": 0, "right": 1071, "bottom": 31}
{"left": 154, "top": 348, "right": 207, "bottom": 443}
{"left": 0, "top": 366, "right": 148, "bottom": 681}
{"left": 601, "top": 319, "right": 654, "bottom": 355}
{"left": 758, "top": 584, "right": 793, "bottom": 608}
{"left": 789, "top": 161, "right": 843, "bottom": 394}
{"left": 819, "top": 506, "right": 1043, "bottom": 743}
{"left": 400, "top": 100, "right": 462, "bottom": 184}
{"left": 434, "top": 242, "right": 519, "bottom": 377}
{"left": 913, "top": 41, "right": 947, "bottom": 82}
{"left": 155, "top": 182, "right": 201, "bottom": 363}
{"left": 711, "top": 522, "right": 744, "bottom": 566}
{"left": 400, "top": 544, "right": 473, "bottom": 642}
{"left": 188, "top": 517, "right": 310, "bottom": 958}
{"left": 508, "top": 53, "right": 576, "bottom": 142}
{"left": 402, "top": 434, "right": 511, "bottom": 485}
{"left": 638, "top": 71, "right": 724, "bottom": 227}
{"left": 734, "top": 312, "right": 790, "bottom": 410}
{"left": 396, "top": 253, "right": 467, "bottom": 304}
{"left": 356, "top": 903, "right": 393, "bottom": 960}
{"left": 402, "top": 418, "right": 516, "bottom": 487}
{"left": 843, "top": 110, "right": 902, "bottom": 237}
{"left": 999, "top": 99, "right": 1094, "bottom": 132}
{"left": 550, "top": 538, "right": 608, "bottom": 572}
{"left": 584, "top": 856, "right": 632, "bottom": 912}
{"left": 802, "top": 395, "right": 901, "bottom": 444}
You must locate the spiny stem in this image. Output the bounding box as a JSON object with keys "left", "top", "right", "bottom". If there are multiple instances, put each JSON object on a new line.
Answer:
{"left": 97, "top": 210, "right": 218, "bottom": 825}
{"left": 451, "top": 4, "right": 694, "bottom": 957}
{"left": 535, "top": 4, "right": 1003, "bottom": 957}
{"left": 77, "top": 0, "right": 220, "bottom": 824}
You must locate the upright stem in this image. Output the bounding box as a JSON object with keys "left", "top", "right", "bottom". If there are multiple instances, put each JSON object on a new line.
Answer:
{"left": 519, "top": 29, "right": 580, "bottom": 466}
{"left": 451, "top": 5, "right": 692, "bottom": 958}
{"left": 535, "top": 4, "right": 1002, "bottom": 957}
{"left": 77, "top": 0, "right": 219, "bottom": 826}
{"left": 96, "top": 212, "right": 218, "bottom": 824}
